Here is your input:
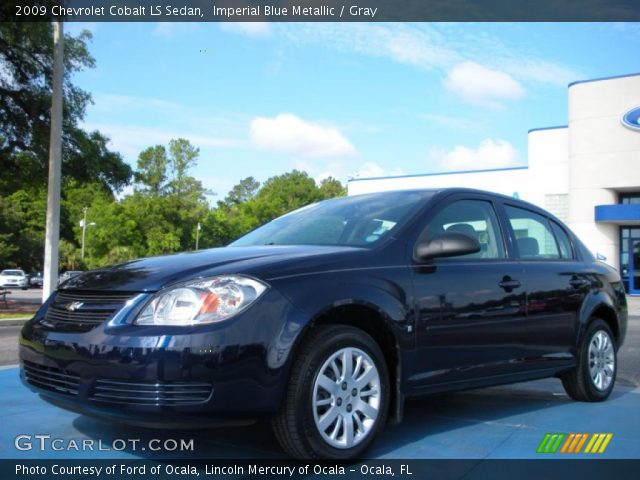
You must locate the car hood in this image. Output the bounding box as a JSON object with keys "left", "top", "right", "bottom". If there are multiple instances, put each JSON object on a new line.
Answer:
{"left": 59, "top": 245, "right": 368, "bottom": 292}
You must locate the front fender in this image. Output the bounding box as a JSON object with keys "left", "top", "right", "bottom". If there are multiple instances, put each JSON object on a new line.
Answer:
{"left": 272, "top": 271, "right": 412, "bottom": 340}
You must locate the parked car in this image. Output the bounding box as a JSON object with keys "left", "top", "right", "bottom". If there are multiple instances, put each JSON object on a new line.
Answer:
{"left": 29, "top": 272, "right": 43, "bottom": 289}
{"left": 57, "top": 270, "right": 83, "bottom": 286}
{"left": 0, "top": 269, "right": 28, "bottom": 290}
{"left": 19, "top": 189, "right": 627, "bottom": 459}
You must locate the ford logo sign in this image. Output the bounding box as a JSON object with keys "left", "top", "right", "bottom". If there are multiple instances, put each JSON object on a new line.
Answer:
{"left": 622, "top": 106, "right": 640, "bottom": 131}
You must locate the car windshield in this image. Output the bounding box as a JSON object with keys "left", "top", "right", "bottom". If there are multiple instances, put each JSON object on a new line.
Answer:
{"left": 1, "top": 270, "right": 24, "bottom": 276}
{"left": 230, "top": 191, "right": 432, "bottom": 248}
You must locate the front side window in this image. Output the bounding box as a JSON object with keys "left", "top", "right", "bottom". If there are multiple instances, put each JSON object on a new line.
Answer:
{"left": 419, "top": 199, "right": 506, "bottom": 260}
{"left": 505, "top": 205, "right": 560, "bottom": 260}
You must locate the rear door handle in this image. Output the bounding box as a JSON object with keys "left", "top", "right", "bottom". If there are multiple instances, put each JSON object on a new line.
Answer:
{"left": 499, "top": 277, "right": 521, "bottom": 292}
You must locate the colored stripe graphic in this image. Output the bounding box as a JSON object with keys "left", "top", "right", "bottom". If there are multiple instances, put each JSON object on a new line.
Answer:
{"left": 540, "top": 433, "right": 613, "bottom": 454}
{"left": 560, "top": 433, "right": 588, "bottom": 453}
{"left": 585, "top": 433, "right": 613, "bottom": 454}
{"left": 537, "top": 433, "right": 566, "bottom": 453}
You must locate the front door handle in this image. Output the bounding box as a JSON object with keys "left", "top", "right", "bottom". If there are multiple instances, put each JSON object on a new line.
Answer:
{"left": 499, "top": 277, "right": 522, "bottom": 292}
{"left": 570, "top": 278, "right": 590, "bottom": 289}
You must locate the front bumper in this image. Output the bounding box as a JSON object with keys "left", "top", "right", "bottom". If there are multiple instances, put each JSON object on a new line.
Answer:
{"left": 19, "top": 288, "right": 307, "bottom": 428}
{"left": 1, "top": 280, "right": 27, "bottom": 287}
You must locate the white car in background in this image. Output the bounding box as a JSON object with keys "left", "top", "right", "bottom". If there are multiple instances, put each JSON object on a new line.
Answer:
{"left": 0, "top": 269, "right": 29, "bottom": 290}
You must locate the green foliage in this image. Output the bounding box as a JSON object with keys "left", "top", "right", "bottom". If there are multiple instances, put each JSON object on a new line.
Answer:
{"left": 318, "top": 177, "right": 347, "bottom": 199}
{"left": 0, "top": 23, "right": 132, "bottom": 195}
{"left": 136, "top": 145, "right": 168, "bottom": 195}
{"left": 200, "top": 171, "right": 346, "bottom": 249}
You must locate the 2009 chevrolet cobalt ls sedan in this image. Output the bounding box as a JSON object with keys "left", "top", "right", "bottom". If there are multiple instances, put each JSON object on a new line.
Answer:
{"left": 20, "top": 188, "right": 627, "bottom": 459}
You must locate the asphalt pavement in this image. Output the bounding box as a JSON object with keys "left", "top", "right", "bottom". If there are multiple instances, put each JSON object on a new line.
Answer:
{"left": 0, "top": 325, "right": 20, "bottom": 367}
{"left": 0, "top": 287, "right": 43, "bottom": 305}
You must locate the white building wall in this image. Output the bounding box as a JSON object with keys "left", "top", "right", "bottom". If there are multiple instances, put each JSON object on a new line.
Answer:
{"left": 527, "top": 127, "right": 569, "bottom": 220}
{"left": 567, "top": 75, "right": 640, "bottom": 266}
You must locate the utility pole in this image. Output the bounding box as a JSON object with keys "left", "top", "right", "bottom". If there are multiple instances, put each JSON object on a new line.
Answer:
{"left": 42, "top": 20, "right": 63, "bottom": 302}
{"left": 195, "top": 222, "right": 201, "bottom": 250}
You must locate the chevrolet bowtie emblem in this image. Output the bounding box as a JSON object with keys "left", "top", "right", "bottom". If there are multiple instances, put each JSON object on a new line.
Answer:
{"left": 66, "top": 301, "right": 84, "bottom": 311}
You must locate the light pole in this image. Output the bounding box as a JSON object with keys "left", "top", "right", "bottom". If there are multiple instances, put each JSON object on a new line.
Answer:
{"left": 195, "top": 222, "right": 201, "bottom": 250}
{"left": 80, "top": 207, "right": 96, "bottom": 260}
{"left": 42, "top": 20, "right": 64, "bottom": 301}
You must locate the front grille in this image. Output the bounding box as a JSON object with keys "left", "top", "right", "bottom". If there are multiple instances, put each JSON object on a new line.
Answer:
{"left": 41, "top": 291, "right": 134, "bottom": 332}
{"left": 22, "top": 360, "right": 80, "bottom": 396}
{"left": 90, "top": 379, "right": 213, "bottom": 406}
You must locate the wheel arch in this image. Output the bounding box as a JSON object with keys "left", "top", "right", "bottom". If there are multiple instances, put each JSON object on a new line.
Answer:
{"left": 578, "top": 292, "right": 621, "bottom": 347}
{"left": 290, "top": 301, "right": 405, "bottom": 425}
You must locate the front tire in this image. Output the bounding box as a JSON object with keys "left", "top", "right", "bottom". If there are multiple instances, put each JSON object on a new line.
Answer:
{"left": 272, "top": 325, "right": 389, "bottom": 459}
{"left": 561, "top": 318, "right": 617, "bottom": 402}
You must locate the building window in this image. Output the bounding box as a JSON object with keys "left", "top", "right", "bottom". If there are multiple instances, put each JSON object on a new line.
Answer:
{"left": 620, "top": 193, "right": 640, "bottom": 205}
{"left": 544, "top": 194, "right": 568, "bottom": 222}
{"left": 620, "top": 227, "right": 640, "bottom": 293}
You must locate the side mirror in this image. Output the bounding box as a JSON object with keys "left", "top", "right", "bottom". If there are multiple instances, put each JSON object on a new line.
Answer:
{"left": 415, "top": 232, "right": 481, "bottom": 261}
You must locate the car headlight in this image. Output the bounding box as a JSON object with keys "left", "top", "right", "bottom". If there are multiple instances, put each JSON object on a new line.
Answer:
{"left": 134, "top": 275, "right": 268, "bottom": 326}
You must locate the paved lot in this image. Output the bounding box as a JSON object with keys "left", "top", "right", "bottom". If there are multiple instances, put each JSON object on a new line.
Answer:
{"left": 0, "top": 287, "right": 43, "bottom": 305}
{"left": 0, "top": 368, "right": 638, "bottom": 460}
{"left": 0, "top": 325, "right": 20, "bottom": 367}
{"left": 0, "top": 298, "right": 638, "bottom": 460}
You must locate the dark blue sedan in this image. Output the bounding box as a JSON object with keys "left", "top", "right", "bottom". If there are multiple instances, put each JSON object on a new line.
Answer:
{"left": 20, "top": 188, "right": 627, "bottom": 459}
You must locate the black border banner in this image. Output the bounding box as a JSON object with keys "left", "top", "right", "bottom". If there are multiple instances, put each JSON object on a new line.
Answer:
{"left": 4, "top": 459, "right": 640, "bottom": 480}
{"left": 2, "top": 0, "right": 640, "bottom": 22}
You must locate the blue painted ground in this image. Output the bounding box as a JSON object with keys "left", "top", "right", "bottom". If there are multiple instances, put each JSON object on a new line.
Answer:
{"left": 0, "top": 365, "right": 638, "bottom": 460}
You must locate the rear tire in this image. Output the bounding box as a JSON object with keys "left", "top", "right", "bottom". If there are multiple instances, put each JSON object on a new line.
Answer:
{"left": 561, "top": 318, "right": 617, "bottom": 402}
{"left": 272, "top": 325, "right": 389, "bottom": 459}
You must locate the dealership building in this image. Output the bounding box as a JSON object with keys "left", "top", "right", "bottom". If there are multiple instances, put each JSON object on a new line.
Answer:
{"left": 348, "top": 73, "right": 640, "bottom": 295}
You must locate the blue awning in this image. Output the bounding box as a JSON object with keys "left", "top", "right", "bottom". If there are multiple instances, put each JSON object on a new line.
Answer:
{"left": 595, "top": 204, "right": 640, "bottom": 224}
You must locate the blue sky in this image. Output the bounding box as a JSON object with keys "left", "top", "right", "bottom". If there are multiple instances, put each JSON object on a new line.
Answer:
{"left": 68, "top": 22, "right": 640, "bottom": 200}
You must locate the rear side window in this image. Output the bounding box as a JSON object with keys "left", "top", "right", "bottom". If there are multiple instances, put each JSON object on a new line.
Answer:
{"left": 420, "top": 199, "right": 505, "bottom": 260}
{"left": 550, "top": 221, "right": 574, "bottom": 259}
{"left": 504, "top": 205, "right": 559, "bottom": 260}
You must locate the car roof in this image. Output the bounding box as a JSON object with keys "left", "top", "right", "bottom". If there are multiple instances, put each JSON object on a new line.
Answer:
{"left": 354, "top": 187, "right": 568, "bottom": 227}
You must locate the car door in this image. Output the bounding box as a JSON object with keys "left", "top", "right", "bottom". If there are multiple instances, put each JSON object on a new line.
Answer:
{"left": 502, "top": 204, "right": 585, "bottom": 369}
{"left": 409, "top": 195, "right": 528, "bottom": 390}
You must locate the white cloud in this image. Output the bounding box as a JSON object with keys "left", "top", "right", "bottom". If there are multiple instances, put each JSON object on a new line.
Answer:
{"left": 353, "top": 162, "right": 400, "bottom": 178}
{"left": 220, "top": 22, "right": 271, "bottom": 38}
{"left": 443, "top": 62, "right": 525, "bottom": 109}
{"left": 279, "top": 23, "right": 456, "bottom": 71}
{"left": 250, "top": 113, "right": 356, "bottom": 158}
{"left": 275, "top": 24, "right": 582, "bottom": 90}
{"left": 83, "top": 122, "right": 240, "bottom": 161}
{"left": 428, "top": 139, "right": 522, "bottom": 172}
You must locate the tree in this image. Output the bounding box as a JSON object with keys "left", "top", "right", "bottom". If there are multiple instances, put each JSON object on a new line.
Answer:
{"left": 201, "top": 171, "right": 347, "bottom": 248}
{"left": 136, "top": 145, "right": 168, "bottom": 195}
{"left": 0, "top": 23, "right": 132, "bottom": 195}
{"left": 318, "top": 177, "right": 347, "bottom": 199}
{"left": 167, "top": 138, "right": 201, "bottom": 197}
{"left": 253, "top": 170, "right": 321, "bottom": 223}
{"left": 221, "top": 176, "right": 260, "bottom": 206}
